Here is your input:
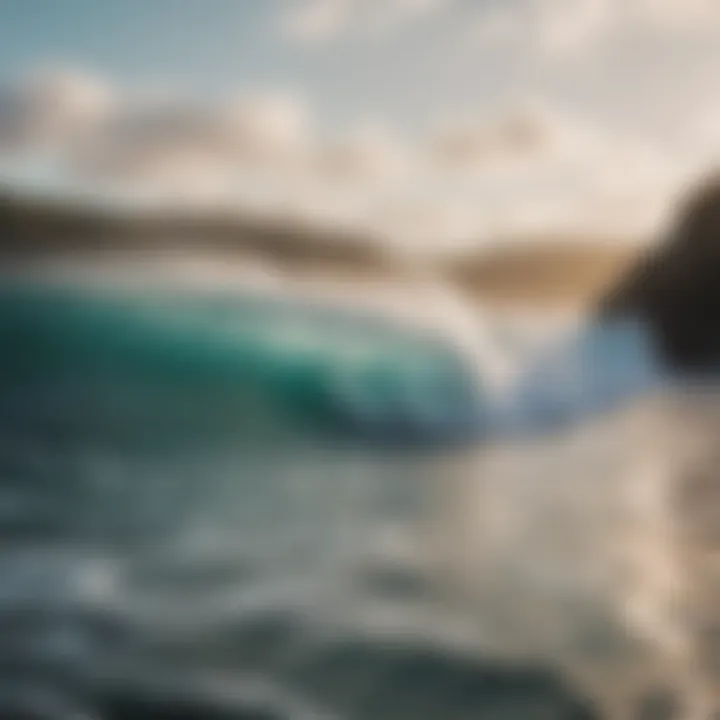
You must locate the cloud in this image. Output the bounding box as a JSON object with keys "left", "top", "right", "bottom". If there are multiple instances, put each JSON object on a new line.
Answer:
{"left": 224, "top": 93, "right": 311, "bottom": 162}
{"left": 281, "top": 0, "right": 351, "bottom": 44}
{"left": 469, "top": 0, "right": 720, "bottom": 61}
{"left": 469, "top": 6, "right": 518, "bottom": 48}
{"left": 364, "top": 0, "right": 451, "bottom": 35}
{"left": 469, "top": 0, "right": 615, "bottom": 60}
{"left": 430, "top": 100, "right": 600, "bottom": 170}
{"left": 420, "top": 97, "right": 682, "bottom": 242}
{"left": 73, "top": 109, "right": 233, "bottom": 195}
{"left": 318, "top": 122, "right": 411, "bottom": 181}
{"left": 632, "top": 0, "right": 720, "bottom": 30}
{"left": 432, "top": 115, "right": 548, "bottom": 168}
{"left": 534, "top": 0, "right": 613, "bottom": 58}
{"left": 70, "top": 90, "right": 311, "bottom": 196}
{"left": 281, "top": 0, "right": 452, "bottom": 45}
{"left": 0, "top": 66, "right": 689, "bottom": 248}
{"left": 0, "top": 68, "right": 113, "bottom": 154}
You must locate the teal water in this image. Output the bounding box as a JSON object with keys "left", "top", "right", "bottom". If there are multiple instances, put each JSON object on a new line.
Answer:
{"left": 0, "top": 281, "right": 485, "bottom": 447}
{"left": 0, "top": 278, "right": 599, "bottom": 719}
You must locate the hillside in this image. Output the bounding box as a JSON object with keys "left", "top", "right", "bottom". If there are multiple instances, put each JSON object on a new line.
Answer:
{"left": 0, "top": 189, "right": 395, "bottom": 275}
{"left": 0, "top": 188, "right": 638, "bottom": 308}
{"left": 445, "top": 240, "right": 639, "bottom": 307}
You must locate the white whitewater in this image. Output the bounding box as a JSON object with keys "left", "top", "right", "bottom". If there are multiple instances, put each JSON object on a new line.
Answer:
{"left": 417, "top": 273, "right": 720, "bottom": 719}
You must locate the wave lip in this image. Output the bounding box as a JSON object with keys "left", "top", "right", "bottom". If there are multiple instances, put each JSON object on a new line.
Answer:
{"left": 487, "top": 317, "right": 664, "bottom": 438}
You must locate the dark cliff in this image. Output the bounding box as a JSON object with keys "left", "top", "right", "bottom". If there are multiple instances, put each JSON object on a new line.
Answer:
{"left": 598, "top": 176, "right": 720, "bottom": 372}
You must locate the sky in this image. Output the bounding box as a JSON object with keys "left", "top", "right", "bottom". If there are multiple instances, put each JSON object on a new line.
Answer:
{"left": 1, "top": 0, "right": 720, "bottom": 251}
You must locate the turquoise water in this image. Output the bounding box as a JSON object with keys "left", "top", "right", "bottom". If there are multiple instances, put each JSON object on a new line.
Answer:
{"left": 0, "top": 278, "right": 612, "bottom": 719}
{"left": 0, "top": 281, "right": 485, "bottom": 448}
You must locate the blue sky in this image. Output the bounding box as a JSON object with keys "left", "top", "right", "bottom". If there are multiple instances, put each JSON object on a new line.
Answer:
{"left": 0, "top": 0, "right": 517, "bottom": 131}
{"left": 0, "top": 1, "right": 271, "bottom": 89}
{"left": 0, "top": 0, "right": 719, "bottom": 247}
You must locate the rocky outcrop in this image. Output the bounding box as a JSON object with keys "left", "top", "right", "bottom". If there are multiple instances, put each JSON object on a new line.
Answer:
{"left": 598, "top": 175, "right": 720, "bottom": 372}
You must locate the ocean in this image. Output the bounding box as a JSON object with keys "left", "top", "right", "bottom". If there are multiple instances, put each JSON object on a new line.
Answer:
{"left": 0, "top": 268, "right": 677, "bottom": 719}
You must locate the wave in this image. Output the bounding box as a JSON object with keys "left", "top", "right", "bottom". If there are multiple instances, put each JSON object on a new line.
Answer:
{"left": 0, "top": 279, "right": 490, "bottom": 448}
{"left": 0, "top": 273, "right": 686, "bottom": 719}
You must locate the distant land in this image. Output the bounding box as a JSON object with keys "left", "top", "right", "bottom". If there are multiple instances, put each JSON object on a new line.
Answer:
{"left": 447, "top": 240, "right": 638, "bottom": 308}
{"left": 0, "top": 187, "right": 640, "bottom": 308}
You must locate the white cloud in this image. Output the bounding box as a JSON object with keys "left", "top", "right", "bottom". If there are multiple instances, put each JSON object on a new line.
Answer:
{"left": 419, "top": 97, "right": 683, "bottom": 242}
{"left": 318, "top": 122, "right": 411, "bottom": 181}
{"left": 469, "top": 6, "right": 518, "bottom": 47}
{"left": 281, "top": 0, "right": 352, "bottom": 44}
{"left": 224, "top": 92, "right": 311, "bottom": 162}
{"left": 430, "top": 99, "right": 602, "bottom": 170}
{"left": 71, "top": 90, "right": 311, "bottom": 192}
{"left": 363, "top": 0, "right": 451, "bottom": 35}
{"left": 534, "top": 0, "right": 613, "bottom": 58}
{"left": 284, "top": 0, "right": 718, "bottom": 64}
{"left": 394, "top": 0, "right": 447, "bottom": 13}
{"left": 281, "top": 0, "right": 452, "bottom": 44}
{"left": 0, "top": 68, "right": 113, "bottom": 154}
{"left": 469, "top": 0, "right": 720, "bottom": 61}
{"left": 632, "top": 0, "right": 720, "bottom": 30}
{"left": 467, "top": 0, "right": 612, "bottom": 61}
{"left": 0, "top": 66, "right": 691, "bottom": 249}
